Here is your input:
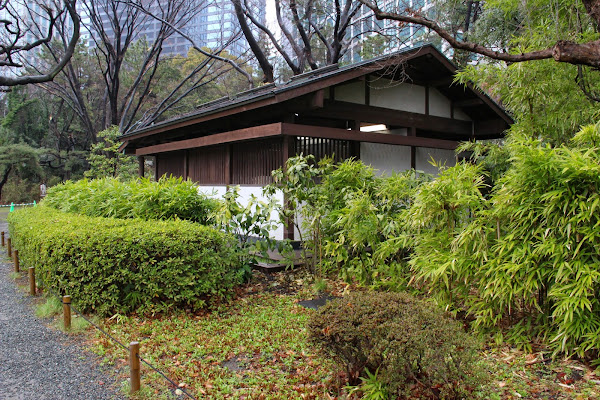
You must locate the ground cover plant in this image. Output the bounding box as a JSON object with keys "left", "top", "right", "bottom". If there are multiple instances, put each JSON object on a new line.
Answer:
{"left": 76, "top": 271, "right": 600, "bottom": 400}
{"left": 43, "top": 176, "right": 219, "bottom": 224}
{"left": 89, "top": 288, "right": 339, "bottom": 399}
{"left": 7, "top": 206, "right": 241, "bottom": 315}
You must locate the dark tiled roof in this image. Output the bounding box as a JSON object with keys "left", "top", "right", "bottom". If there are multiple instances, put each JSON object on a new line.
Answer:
{"left": 122, "top": 44, "right": 451, "bottom": 139}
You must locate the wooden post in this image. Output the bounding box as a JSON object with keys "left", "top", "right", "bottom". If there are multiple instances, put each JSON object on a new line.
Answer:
{"left": 13, "top": 250, "right": 19, "bottom": 273}
{"left": 1, "top": 231, "right": 4, "bottom": 247}
{"left": 63, "top": 295, "right": 71, "bottom": 330}
{"left": 7, "top": 237, "right": 11, "bottom": 258}
{"left": 138, "top": 156, "right": 144, "bottom": 178}
{"left": 29, "top": 267, "right": 36, "bottom": 296}
{"left": 129, "top": 341, "right": 141, "bottom": 393}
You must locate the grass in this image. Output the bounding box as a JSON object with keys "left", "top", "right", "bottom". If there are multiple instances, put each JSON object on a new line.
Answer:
{"left": 35, "top": 296, "right": 62, "bottom": 318}
{"left": 34, "top": 295, "right": 93, "bottom": 334}
{"left": 57, "top": 314, "right": 92, "bottom": 334}
{"left": 88, "top": 291, "right": 338, "bottom": 399}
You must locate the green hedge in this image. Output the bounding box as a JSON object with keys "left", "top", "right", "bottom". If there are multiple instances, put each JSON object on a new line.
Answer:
{"left": 43, "top": 176, "right": 219, "bottom": 224}
{"left": 8, "top": 207, "right": 241, "bottom": 315}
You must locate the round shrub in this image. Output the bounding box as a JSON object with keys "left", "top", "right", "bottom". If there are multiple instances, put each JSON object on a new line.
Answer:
{"left": 308, "top": 291, "right": 485, "bottom": 399}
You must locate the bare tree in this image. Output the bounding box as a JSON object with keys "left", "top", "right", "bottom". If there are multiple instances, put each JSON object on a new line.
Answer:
{"left": 38, "top": 0, "right": 249, "bottom": 139}
{"left": 0, "top": 0, "right": 79, "bottom": 87}
{"left": 233, "top": 0, "right": 366, "bottom": 82}
{"left": 360, "top": 0, "right": 600, "bottom": 68}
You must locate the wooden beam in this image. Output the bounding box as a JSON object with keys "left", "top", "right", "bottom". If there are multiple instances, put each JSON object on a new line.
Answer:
{"left": 425, "top": 86, "right": 430, "bottom": 115}
{"left": 454, "top": 98, "right": 484, "bottom": 107}
{"left": 310, "top": 89, "right": 324, "bottom": 109}
{"left": 135, "top": 123, "right": 283, "bottom": 156}
{"left": 409, "top": 127, "right": 416, "bottom": 169}
{"left": 474, "top": 119, "right": 510, "bottom": 136}
{"left": 183, "top": 150, "right": 188, "bottom": 180}
{"left": 138, "top": 156, "right": 144, "bottom": 178}
{"left": 306, "top": 100, "right": 473, "bottom": 136}
{"left": 428, "top": 76, "right": 454, "bottom": 87}
{"left": 225, "top": 144, "right": 231, "bottom": 185}
{"left": 281, "top": 123, "right": 459, "bottom": 150}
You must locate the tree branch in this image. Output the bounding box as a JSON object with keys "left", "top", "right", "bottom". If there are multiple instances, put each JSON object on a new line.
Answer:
{"left": 360, "top": 0, "right": 600, "bottom": 68}
{"left": 0, "top": 0, "right": 80, "bottom": 87}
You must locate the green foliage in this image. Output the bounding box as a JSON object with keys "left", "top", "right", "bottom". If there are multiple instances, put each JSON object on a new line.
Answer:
{"left": 210, "top": 185, "right": 289, "bottom": 274}
{"left": 0, "top": 143, "right": 41, "bottom": 202}
{"left": 347, "top": 368, "right": 388, "bottom": 400}
{"left": 455, "top": 0, "right": 600, "bottom": 145}
{"left": 85, "top": 126, "right": 137, "bottom": 179}
{"left": 309, "top": 291, "right": 485, "bottom": 399}
{"left": 463, "top": 131, "right": 600, "bottom": 358}
{"left": 326, "top": 169, "right": 429, "bottom": 288}
{"left": 402, "top": 124, "right": 600, "bottom": 359}
{"left": 0, "top": 86, "right": 49, "bottom": 147}
{"left": 267, "top": 155, "right": 330, "bottom": 274}
{"left": 1, "top": 178, "right": 39, "bottom": 203}
{"left": 44, "top": 176, "right": 219, "bottom": 224}
{"left": 91, "top": 292, "right": 337, "bottom": 398}
{"left": 267, "top": 155, "right": 430, "bottom": 285}
{"left": 8, "top": 206, "right": 241, "bottom": 315}
{"left": 408, "top": 162, "right": 487, "bottom": 308}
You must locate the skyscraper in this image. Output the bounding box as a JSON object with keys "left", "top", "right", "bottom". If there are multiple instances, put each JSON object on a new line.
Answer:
{"left": 346, "top": 0, "right": 431, "bottom": 63}
{"left": 80, "top": 0, "right": 266, "bottom": 57}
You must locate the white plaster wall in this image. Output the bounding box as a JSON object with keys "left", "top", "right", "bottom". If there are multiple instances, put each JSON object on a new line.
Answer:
{"left": 360, "top": 143, "right": 412, "bottom": 176}
{"left": 415, "top": 148, "right": 456, "bottom": 175}
{"left": 197, "top": 185, "right": 285, "bottom": 240}
{"left": 429, "top": 87, "right": 452, "bottom": 118}
{"left": 334, "top": 80, "right": 365, "bottom": 104}
{"left": 369, "top": 79, "right": 426, "bottom": 114}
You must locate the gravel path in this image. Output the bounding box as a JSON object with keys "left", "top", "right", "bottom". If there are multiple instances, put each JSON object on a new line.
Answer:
{"left": 0, "top": 221, "right": 125, "bottom": 400}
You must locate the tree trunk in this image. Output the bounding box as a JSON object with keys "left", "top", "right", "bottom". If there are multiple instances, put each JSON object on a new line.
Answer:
{"left": 0, "top": 166, "right": 12, "bottom": 202}
{"left": 582, "top": 0, "right": 600, "bottom": 30}
{"left": 232, "top": 0, "right": 274, "bottom": 83}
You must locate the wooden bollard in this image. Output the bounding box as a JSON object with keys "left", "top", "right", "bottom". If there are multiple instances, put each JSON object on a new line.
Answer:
{"left": 29, "top": 267, "right": 36, "bottom": 296}
{"left": 129, "top": 341, "right": 141, "bottom": 393}
{"left": 7, "top": 237, "right": 11, "bottom": 258}
{"left": 13, "top": 250, "right": 19, "bottom": 273}
{"left": 63, "top": 295, "right": 71, "bottom": 330}
{"left": 1, "top": 231, "right": 4, "bottom": 247}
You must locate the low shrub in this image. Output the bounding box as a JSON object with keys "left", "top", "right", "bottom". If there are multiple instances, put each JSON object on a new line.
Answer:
{"left": 8, "top": 207, "right": 241, "bottom": 315}
{"left": 44, "top": 176, "right": 219, "bottom": 224}
{"left": 308, "top": 291, "right": 485, "bottom": 399}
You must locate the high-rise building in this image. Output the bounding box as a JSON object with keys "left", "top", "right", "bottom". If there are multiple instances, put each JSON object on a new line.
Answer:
{"left": 80, "top": 0, "right": 266, "bottom": 57}
{"left": 345, "top": 0, "right": 431, "bottom": 63}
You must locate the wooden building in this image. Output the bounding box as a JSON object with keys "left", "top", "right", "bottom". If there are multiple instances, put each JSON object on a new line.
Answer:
{"left": 120, "top": 44, "right": 512, "bottom": 239}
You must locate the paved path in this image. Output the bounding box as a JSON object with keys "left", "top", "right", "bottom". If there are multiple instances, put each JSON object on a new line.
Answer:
{"left": 0, "top": 221, "right": 124, "bottom": 400}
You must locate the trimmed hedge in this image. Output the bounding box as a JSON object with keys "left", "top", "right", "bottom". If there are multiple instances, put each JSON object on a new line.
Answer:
{"left": 43, "top": 176, "right": 219, "bottom": 224}
{"left": 8, "top": 207, "right": 241, "bottom": 315}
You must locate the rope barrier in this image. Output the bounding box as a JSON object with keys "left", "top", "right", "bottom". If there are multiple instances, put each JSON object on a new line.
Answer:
{"left": 26, "top": 268, "right": 198, "bottom": 399}
{"left": 0, "top": 202, "right": 36, "bottom": 208}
